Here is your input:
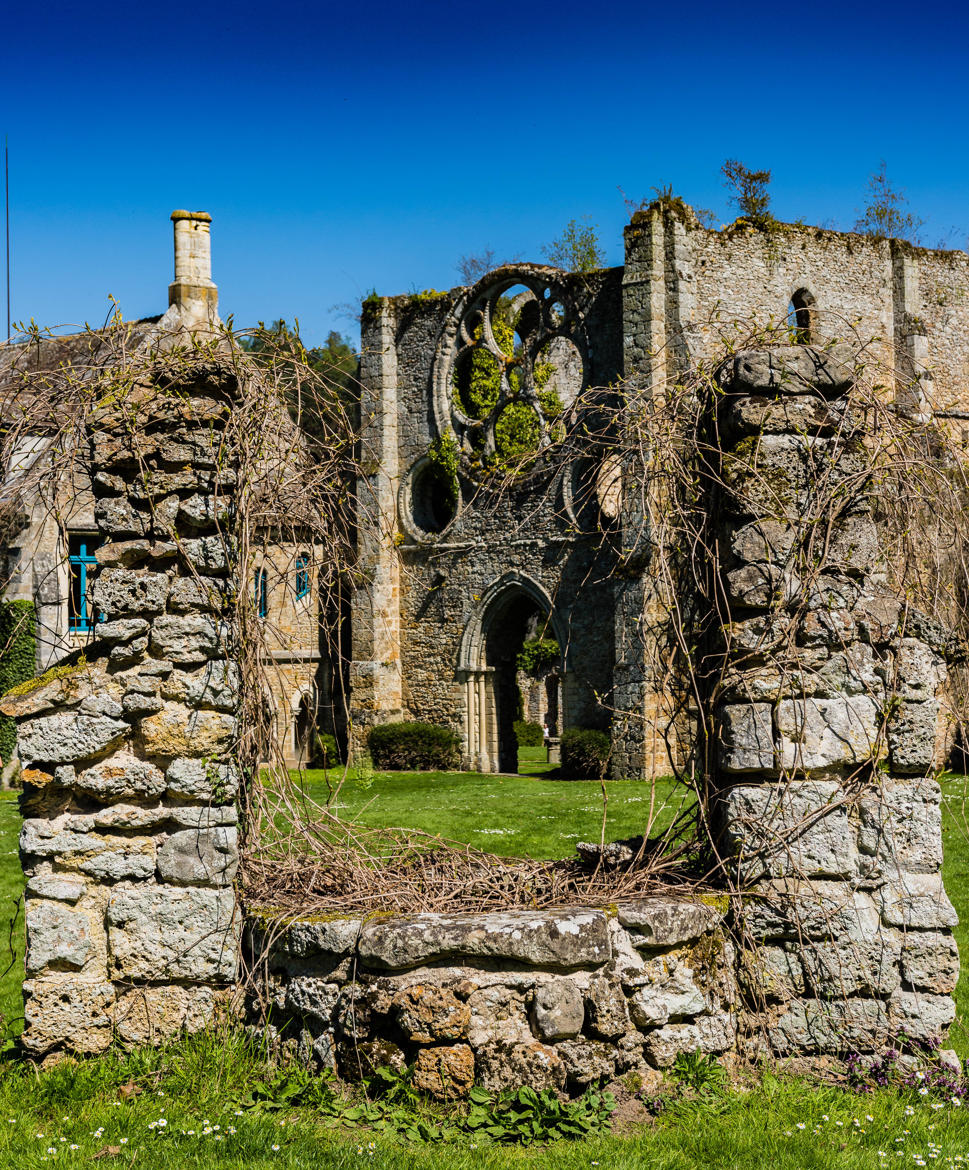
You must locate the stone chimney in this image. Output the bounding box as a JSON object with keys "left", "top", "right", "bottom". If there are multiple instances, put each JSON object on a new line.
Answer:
{"left": 168, "top": 210, "right": 218, "bottom": 324}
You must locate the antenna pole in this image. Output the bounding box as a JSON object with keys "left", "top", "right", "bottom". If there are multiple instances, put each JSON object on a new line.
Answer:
{"left": 4, "top": 137, "right": 9, "bottom": 343}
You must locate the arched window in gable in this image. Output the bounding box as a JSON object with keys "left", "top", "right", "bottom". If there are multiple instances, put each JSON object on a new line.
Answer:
{"left": 295, "top": 553, "right": 310, "bottom": 601}
{"left": 787, "top": 288, "right": 816, "bottom": 344}
{"left": 254, "top": 567, "right": 269, "bottom": 619}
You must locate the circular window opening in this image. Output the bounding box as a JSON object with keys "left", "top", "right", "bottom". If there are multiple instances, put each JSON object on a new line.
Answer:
{"left": 408, "top": 457, "right": 459, "bottom": 536}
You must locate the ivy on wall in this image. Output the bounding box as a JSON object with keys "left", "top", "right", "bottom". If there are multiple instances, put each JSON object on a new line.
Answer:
{"left": 427, "top": 434, "right": 460, "bottom": 514}
{"left": 516, "top": 637, "right": 560, "bottom": 676}
{"left": 455, "top": 304, "right": 563, "bottom": 468}
{"left": 0, "top": 600, "right": 37, "bottom": 765}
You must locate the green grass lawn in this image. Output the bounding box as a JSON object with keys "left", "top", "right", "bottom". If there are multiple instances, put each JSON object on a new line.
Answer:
{"left": 293, "top": 747, "right": 691, "bottom": 860}
{"left": 0, "top": 771, "right": 967, "bottom": 1166}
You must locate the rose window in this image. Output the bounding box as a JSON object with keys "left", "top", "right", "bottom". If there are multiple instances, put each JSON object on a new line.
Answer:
{"left": 433, "top": 267, "right": 587, "bottom": 469}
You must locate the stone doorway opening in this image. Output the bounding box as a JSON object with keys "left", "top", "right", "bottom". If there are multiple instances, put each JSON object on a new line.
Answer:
{"left": 458, "top": 573, "right": 567, "bottom": 774}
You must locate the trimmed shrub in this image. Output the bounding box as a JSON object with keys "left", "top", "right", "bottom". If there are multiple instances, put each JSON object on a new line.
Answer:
{"left": 0, "top": 600, "right": 37, "bottom": 767}
{"left": 514, "top": 719, "right": 545, "bottom": 747}
{"left": 367, "top": 721, "right": 461, "bottom": 771}
{"left": 313, "top": 731, "right": 340, "bottom": 769}
{"left": 560, "top": 727, "right": 611, "bottom": 779}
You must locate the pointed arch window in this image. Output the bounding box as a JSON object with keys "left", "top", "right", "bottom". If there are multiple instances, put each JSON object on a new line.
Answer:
{"left": 295, "top": 553, "right": 310, "bottom": 601}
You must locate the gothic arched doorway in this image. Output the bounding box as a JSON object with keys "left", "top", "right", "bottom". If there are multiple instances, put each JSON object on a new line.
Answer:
{"left": 458, "top": 573, "right": 568, "bottom": 773}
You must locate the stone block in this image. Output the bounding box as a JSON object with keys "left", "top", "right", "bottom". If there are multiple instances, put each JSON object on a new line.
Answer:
{"left": 556, "top": 1038, "right": 616, "bottom": 1087}
{"left": 854, "top": 593, "right": 902, "bottom": 645}
{"left": 156, "top": 826, "right": 238, "bottom": 887}
{"left": 95, "top": 618, "right": 150, "bottom": 644}
{"left": 814, "top": 643, "right": 885, "bottom": 700}
{"left": 467, "top": 985, "right": 532, "bottom": 1048}
{"left": 178, "top": 493, "right": 228, "bottom": 530}
{"left": 724, "top": 563, "right": 799, "bottom": 609}
{"left": 113, "top": 985, "right": 218, "bottom": 1045}
{"left": 107, "top": 886, "right": 238, "bottom": 981}
{"left": 474, "top": 1040, "right": 565, "bottom": 1093}
{"left": 800, "top": 933, "right": 902, "bottom": 998}
{"left": 162, "top": 661, "right": 239, "bottom": 711}
{"left": 277, "top": 917, "right": 362, "bottom": 958}
{"left": 770, "top": 998, "right": 888, "bottom": 1055}
{"left": 21, "top": 819, "right": 155, "bottom": 880}
{"left": 92, "top": 568, "right": 170, "bottom": 616}
{"left": 412, "top": 1045, "right": 474, "bottom": 1100}
{"left": 718, "top": 704, "right": 774, "bottom": 773}
{"left": 743, "top": 879, "right": 880, "bottom": 942}
{"left": 740, "top": 945, "right": 804, "bottom": 1001}
{"left": 122, "top": 692, "right": 164, "bottom": 715}
{"left": 75, "top": 756, "right": 166, "bottom": 802}
{"left": 879, "top": 873, "right": 958, "bottom": 929}
{"left": 896, "top": 639, "right": 945, "bottom": 701}
{"left": 616, "top": 897, "right": 724, "bottom": 946}
{"left": 0, "top": 664, "right": 102, "bottom": 720}
{"left": 529, "top": 979, "right": 584, "bottom": 1041}
{"left": 721, "top": 390, "right": 848, "bottom": 439}
{"left": 825, "top": 515, "right": 881, "bottom": 576}
{"left": 76, "top": 838, "right": 156, "bottom": 881}
{"left": 888, "top": 991, "right": 955, "bottom": 1043}
{"left": 165, "top": 757, "right": 239, "bottom": 801}
{"left": 140, "top": 705, "right": 236, "bottom": 758}
{"left": 627, "top": 954, "right": 707, "bottom": 1027}
{"left": 109, "top": 637, "right": 148, "bottom": 662}
{"left": 168, "top": 575, "right": 230, "bottom": 613}
{"left": 729, "top": 519, "right": 796, "bottom": 566}
{"left": 181, "top": 536, "right": 231, "bottom": 574}
{"left": 21, "top": 976, "right": 115, "bottom": 1055}
{"left": 357, "top": 909, "right": 610, "bottom": 970}
{"left": 25, "top": 900, "right": 96, "bottom": 974}
{"left": 889, "top": 701, "right": 941, "bottom": 775}
{"left": 18, "top": 713, "right": 130, "bottom": 766}
{"left": 720, "top": 346, "right": 854, "bottom": 396}
{"left": 722, "top": 434, "right": 860, "bottom": 519}
{"left": 25, "top": 876, "right": 86, "bottom": 903}
{"left": 643, "top": 1022, "right": 703, "bottom": 1068}
{"left": 284, "top": 978, "right": 341, "bottom": 1024}
{"left": 858, "top": 779, "right": 943, "bottom": 876}
{"left": 775, "top": 696, "right": 880, "bottom": 770}
{"left": 584, "top": 974, "right": 630, "bottom": 1039}
{"left": 149, "top": 615, "right": 226, "bottom": 664}
{"left": 901, "top": 931, "right": 960, "bottom": 994}
{"left": 394, "top": 984, "right": 471, "bottom": 1043}
{"left": 722, "top": 780, "right": 857, "bottom": 880}
{"left": 94, "top": 496, "right": 151, "bottom": 537}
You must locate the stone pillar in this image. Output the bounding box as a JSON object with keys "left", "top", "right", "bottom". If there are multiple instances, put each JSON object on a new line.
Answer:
{"left": 349, "top": 299, "right": 403, "bottom": 757}
{"left": 2, "top": 361, "right": 241, "bottom": 1056}
{"left": 715, "top": 345, "right": 958, "bottom": 1057}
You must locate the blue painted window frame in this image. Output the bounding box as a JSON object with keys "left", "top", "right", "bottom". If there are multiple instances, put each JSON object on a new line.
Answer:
{"left": 295, "top": 554, "right": 310, "bottom": 601}
{"left": 255, "top": 568, "right": 269, "bottom": 618}
{"left": 68, "top": 534, "right": 101, "bottom": 633}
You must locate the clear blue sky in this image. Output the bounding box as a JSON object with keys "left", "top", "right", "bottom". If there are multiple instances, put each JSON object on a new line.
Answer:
{"left": 3, "top": 0, "right": 967, "bottom": 346}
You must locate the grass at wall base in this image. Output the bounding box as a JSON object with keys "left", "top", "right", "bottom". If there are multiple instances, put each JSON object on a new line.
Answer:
{"left": 0, "top": 767, "right": 966, "bottom": 1167}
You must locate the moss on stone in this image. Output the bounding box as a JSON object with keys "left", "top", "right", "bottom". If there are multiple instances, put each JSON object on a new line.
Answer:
{"left": 2, "top": 653, "right": 87, "bottom": 701}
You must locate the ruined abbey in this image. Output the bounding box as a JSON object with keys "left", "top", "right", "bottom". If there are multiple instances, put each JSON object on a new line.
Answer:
{"left": 0, "top": 203, "right": 966, "bottom": 1074}
{"left": 349, "top": 203, "right": 969, "bottom": 778}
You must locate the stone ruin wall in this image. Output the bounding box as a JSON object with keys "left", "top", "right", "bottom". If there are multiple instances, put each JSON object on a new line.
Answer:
{"left": 715, "top": 345, "right": 959, "bottom": 1054}
{"left": 351, "top": 273, "right": 625, "bottom": 766}
{"left": 248, "top": 899, "right": 734, "bottom": 1098}
{"left": 2, "top": 364, "right": 241, "bottom": 1055}
{"left": 253, "top": 343, "right": 959, "bottom": 1086}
